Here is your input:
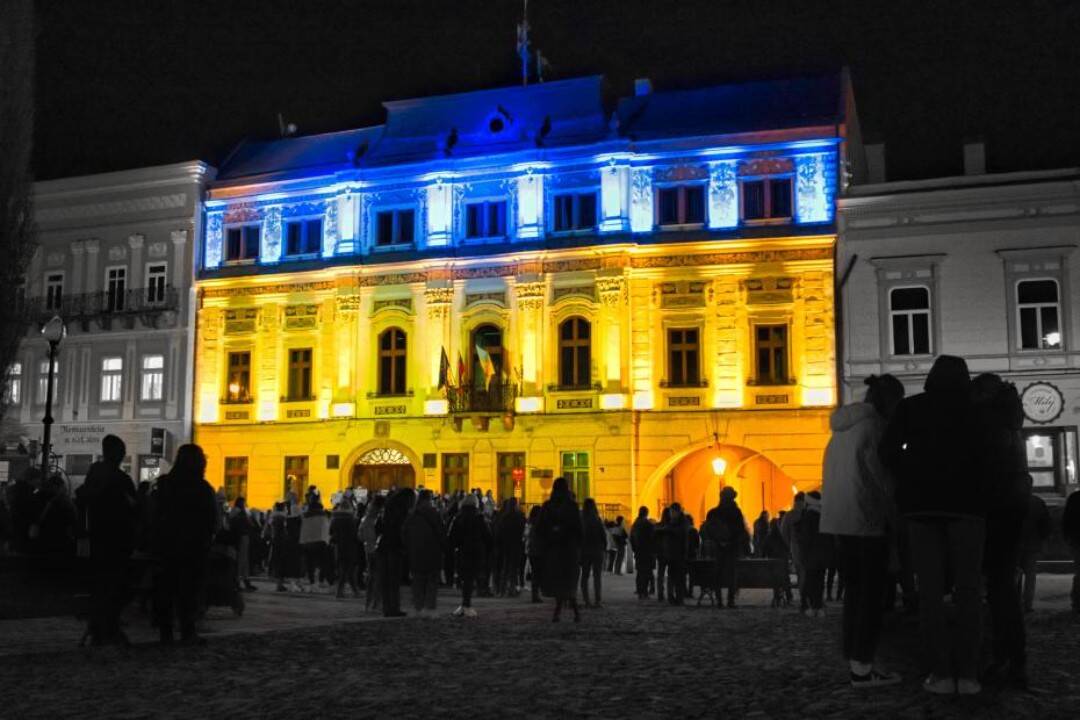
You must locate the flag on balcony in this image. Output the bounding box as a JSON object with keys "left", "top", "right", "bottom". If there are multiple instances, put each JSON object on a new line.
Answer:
{"left": 475, "top": 343, "right": 496, "bottom": 389}
{"left": 457, "top": 351, "right": 467, "bottom": 387}
{"left": 438, "top": 347, "right": 450, "bottom": 389}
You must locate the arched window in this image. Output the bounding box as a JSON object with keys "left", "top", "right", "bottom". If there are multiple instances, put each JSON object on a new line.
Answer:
{"left": 559, "top": 317, "right": 591, "bottom": 388}
{"left": 470, "top": 324, "right": 504, "bottom": 388}
{"left": 378, "top": 328, "right": 407, "bottom": 395}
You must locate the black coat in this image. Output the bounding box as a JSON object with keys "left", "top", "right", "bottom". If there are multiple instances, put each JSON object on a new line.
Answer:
{"left": 151, "top": 471, "right": 218, "bottom": 561}
{"left": 449, "top": 505, "right": 491, "bottom": 573}
{"left": 630, "top": 517, "right": 656, "bottom": 558}
{"left": 536, "top": 496, "right": 582, "bottom": 597}
{"left": 403, "top": 504, "right": 444, "bottom": 574}
{"left": 581, "top": 512, "right": 608, "bottom": 560}
{"left": 494, "top": 508, "right": 526, "bottom": 556}
{"left": 77, "top": 461, "right": 137, "bottom": 557}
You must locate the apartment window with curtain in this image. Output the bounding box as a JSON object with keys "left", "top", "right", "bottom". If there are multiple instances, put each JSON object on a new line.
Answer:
{"left": 4, "top": 362, "right": 21, "bottom": 405}
{"left": 100, "top": 357, "right": 123, "bottom": 403}
{"left": 226, "top": 351, "right": 252, "bottom": 402}
{"left": 140, "top": 354, "right": 164, "bottom": 401}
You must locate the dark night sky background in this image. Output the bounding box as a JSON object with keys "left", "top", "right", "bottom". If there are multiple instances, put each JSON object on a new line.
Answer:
{"left": 33, "top": 0, "right": 1080, "bottom": 182}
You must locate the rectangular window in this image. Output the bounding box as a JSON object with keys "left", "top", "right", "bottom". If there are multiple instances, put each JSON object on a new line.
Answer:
{"left": 284, "top": 456, "right": 308, "bottom": 500}
{"left": 496, "top": 452, "right": 526, "bottom": 504}
{"left": 4, "top": 362, "right": 21, "bottom": 405}
{"left": 287, "top": 348, "right": 313, "bottom": 401}
{"left": 741, "top": 178, "right": 792, "bottom": 221}
{"left": 105, "top": 266, "right": 127, "bottom": 312}
{"left": 657, "top": 185, "right": 706, "bottom": 226}
{"left": 224, "top": 457, "right": 249, "bottom": 502}
{"left": 465, "top": 201, "right": 507, "bottom": 239}
{"left": 140, "top": 354, "right": 164, "bottom": 401}
{"left": 667, "top": 328, "right": 701, "bottom": 387}
{"left": 226, "top": 351, "right": 251, "bottom": 402}
{"left": 1023, "top": 428, "right": 1078, "bottom": 493}
{"left": 225, "top": 225, "right": 261, "bottom": 262}
{"left": 552, "top": 192, "right": 598, "bottom": 233}
{"left": 561, "top": 451, "right": 590, "bottom": 501}
{"left": 37, "top": 358, "right": 59, "bottom": 404}
{"left": 285, "top": 218, "right": 323, "bottom": 256}
{"left": 754, "top": 324, "right": 789, "bottom": 385}
{"left": 100, "top": 357, "right": 123, "bottom": 403}
{"left": 889, "top": 286, "right": 932, "bottom": 356}
{"left": 146, "top": 263, "right": 168, "bottom": 304}
{"left": 1017, "top": 279, "right": 1062, "bottom": 350}
{"left": 375, "top": 209, "right": 415, "bottom": 247}
{"left": 441, "top": 453, "right": 469, "bottom": 495}
{"left": 45, "top": 273, "right": 64, "bottom": 311}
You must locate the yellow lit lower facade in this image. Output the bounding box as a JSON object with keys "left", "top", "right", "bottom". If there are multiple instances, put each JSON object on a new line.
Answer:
{"left": 193, "top": 235, "right": 836, "bottom": 520}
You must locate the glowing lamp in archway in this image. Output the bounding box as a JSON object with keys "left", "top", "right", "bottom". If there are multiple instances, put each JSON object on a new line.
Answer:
{"left": 711, "top": 456, "right": 727, "bottom": 477}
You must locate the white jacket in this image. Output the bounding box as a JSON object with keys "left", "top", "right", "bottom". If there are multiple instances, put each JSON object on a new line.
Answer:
{"left": 819, "top": 402, "right": 893, "bottom": 537}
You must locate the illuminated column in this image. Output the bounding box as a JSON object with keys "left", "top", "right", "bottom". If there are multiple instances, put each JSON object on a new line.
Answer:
{"left": 629, "top": 277, "right": 654, "bottom": 409}
{"left": 196, "top": 307, "right": 222, "bottom": 423}
{"left": 600, "top": 163, "right": 629, "bottom": 233}
{"left": 708, "top": 160, "right": 739, "bottom": 229}
{"left": 515, "top": 170, "right": 544, "bottom": 240}
{"left": 255, "top": 305, "right": 280, "bottom": 421}
{"left": 712, "top": 277, "right": 742, "bottom": 407}
{"left": 204, "top": 212, "right": 223, "bottom": 269}
{"left": 514, "top": 279, "right": 546, "bottom": 394}
{"left": 261, "top": 206, "right": 282, "bottom": 264}
{"left": 596, "top": 275, "right": 626, "bottom": 390}
{"left": 426, "top": 180, "right": 453, "bottom": 247}
{"left": 424, "top": 284, "right": 454, "bottom": 389}
{"left": 317, "top": 298, "right": 336, "bottom": 418}
{"left": 795, "top": 153, "right": 835, "bottom": 224}
{"left": 334, "top": 294, "right": 360, "bottom": 403}
{"left": 322, "top": 199, "right": 339, "bottom": 258}
{"left": 798, "top": 270, "right": 836, "bottom": 406}
{"left": 170, "top": 230, "right": 188, "bottom": 289}
{"left": 629, "top": 167, "right": 653, "bottom": 234}
{"left": 335, "top": 190, "right": 358, "bottom": 255}
{"left": 127, "top": 234, "right": 144, "bottom": 288}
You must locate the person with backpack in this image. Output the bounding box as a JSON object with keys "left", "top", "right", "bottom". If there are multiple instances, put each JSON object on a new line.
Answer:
{"left": 704, "top": 486, "right": 748, "bottom": 609}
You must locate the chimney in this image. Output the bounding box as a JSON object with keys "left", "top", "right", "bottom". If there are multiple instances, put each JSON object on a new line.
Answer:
{"left": 865, "top": 143, "right": 886, "bottom": 184}
{"left": 634, "top": 78, "right": 652, "bottom": 97}
{"left": 963, "top": 140, "right": 986, "bottom": 175}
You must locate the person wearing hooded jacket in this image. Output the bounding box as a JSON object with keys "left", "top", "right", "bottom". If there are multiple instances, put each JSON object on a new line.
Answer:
{"left": 880, "top": 355, "right": 984, "bottom": 696}
{"left": 704, "top": 486, "right": 748, "bottom": 608}
{"left": 821, "top": 373, "right": 905, "bottom": 689}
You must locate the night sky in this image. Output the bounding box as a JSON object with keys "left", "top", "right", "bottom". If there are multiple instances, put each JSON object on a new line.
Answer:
{"left": 34, "top": 0, "right": 1080, "bottom": 182}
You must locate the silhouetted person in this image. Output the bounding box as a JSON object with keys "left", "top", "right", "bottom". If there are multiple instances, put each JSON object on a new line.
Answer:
{"left": 664, "top": 504, "right": 690, "bottom": 605}
{"left": 536, "top": 476, "right": 583, "bottom": 622}
{"left": 1063, "top": 489, "right": 1080, "bottom": 613}
{"left": 820, "top": 373, "right": 905, "bottom": 688}
{"left": 752, "top": 511, "right": 769, "bottom": 558}
{"left": 377, "top": 488, "right": 414, "bottom": 617}
{"left": 524, "top": 505, "right": 544, "bottom": 603}
{"left": 77, "top": 435, "right": 137, "bottom": 645}
{"left": 494, "top": 497, "right": 525, "bottom": 596}
{"left": 630, "top": 506, "right": 656, "bottom": 599}
{"left": 404, "top": 489, "right": 444, "bottom": 614}
{"left": 611, "top": 515, "right": 628, "bottom": 575}
{"left": 299, "top": 498, "right": 330, "bottom": 587}
{"left": 9, "top": 467, "right": 43, "bottom": 555}
{"left": 704, "top": 486, "right": 748, "bottom": 608}
{"left": 449, "top": 494, "right": 490, "bottom": 617}
{"left": 580, "top": 498, "right": 607, "bottom": 607}
{"left": 152, "top": 444, "right": 218, "bottom": 645}
{"left": 330, "top": 497, "right": 360, "bottom": 598}
{"left": 359, "top": 494, "right": 384, "bottom": 611}
{"left": 34, "top": 474, "right": 77, "bottom": 557}
{"left": 654, "top": 507, "right": 672, "bottom": 602}
{"left": 229, "top": 497, "right": 256, "bottom": 592}
{"left": 796, "top": 491, "right": 829, "bottom": 615}
{"left": 881, "top": 355, "right": 984, "bottom": 695}
{"left": 781, "top": 492, "right": 806, "bottom": 596}
{"left": 1019, "top": 492, "right": 1051, "bottom": 613}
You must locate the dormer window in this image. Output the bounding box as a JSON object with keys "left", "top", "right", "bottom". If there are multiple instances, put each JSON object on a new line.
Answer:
{"left": 376, "top": 209, "right": 415, "bottom": 247}
{"left": 552, "top": 192, "right": 597, "bottom": 233}
{"left": 657, "top": 185, "right": 705, "bottom": 227}
{"left": 741, "top": 177, "right": 792, "bottom": 221}
{"left": 285, "top": 218, "right": 323, "bottom": 257}
{"left": 465, "top": 201, "right": 507, "bottom": 240}
{"left": 225, "top": 225, "right": 261, "bottom": 263}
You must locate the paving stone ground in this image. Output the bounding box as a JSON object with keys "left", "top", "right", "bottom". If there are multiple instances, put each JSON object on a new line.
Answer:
{"left": 1, "top": 574, "right": 1077, "bottom": 719}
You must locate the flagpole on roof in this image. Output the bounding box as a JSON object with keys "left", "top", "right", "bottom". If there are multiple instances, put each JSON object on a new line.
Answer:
{"left": 517, "top": 0, "right": 530, "bottom": 87}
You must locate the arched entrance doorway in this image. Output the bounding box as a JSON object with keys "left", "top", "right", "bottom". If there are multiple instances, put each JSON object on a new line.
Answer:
{"left": 349, "top": 447, "right": 416, "bottom": 494}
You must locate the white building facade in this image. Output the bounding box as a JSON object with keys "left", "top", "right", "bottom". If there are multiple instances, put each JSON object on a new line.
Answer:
{"left": 839, "top": 161, "right": 1080, "bottom": 508}
{"left": 4, "top": 161, "right": 214, "bottom": 485}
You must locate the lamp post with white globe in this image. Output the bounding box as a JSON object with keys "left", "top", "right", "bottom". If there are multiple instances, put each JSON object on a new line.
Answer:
{"left": 40, "top": 315, "right": 66, "bottom": 480}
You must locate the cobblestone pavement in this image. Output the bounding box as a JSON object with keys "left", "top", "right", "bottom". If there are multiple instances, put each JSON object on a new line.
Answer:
{"left": 1, "top": 574, "right": 1077, "bottom": 719}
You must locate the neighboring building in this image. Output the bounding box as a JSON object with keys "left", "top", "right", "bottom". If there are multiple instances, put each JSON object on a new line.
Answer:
{"left": 839, "top": 145, "right": 1080, "bottom": 506}
{"left": 4, "top": 162, "right": 214, "bottom": 485}
{"left": 194, "top": 74, "right": 858, "bottom": 518}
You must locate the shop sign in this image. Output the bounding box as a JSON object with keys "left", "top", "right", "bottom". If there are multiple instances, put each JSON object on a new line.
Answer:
{"left": 1021, "top": 382, "right": 1064, "bottom": 424}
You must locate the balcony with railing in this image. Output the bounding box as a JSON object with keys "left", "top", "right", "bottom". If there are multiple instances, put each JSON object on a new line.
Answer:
{"left": 27, "top": 287, "right": 181, "bottom": 330}
{"left": 447, "top": 382, "right": 518, "bottom": 414}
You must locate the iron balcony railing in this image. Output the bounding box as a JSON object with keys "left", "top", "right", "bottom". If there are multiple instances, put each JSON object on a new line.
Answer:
{"left": 28, "top": 287, "right": 180, "bottom": 325}
{"left": 447, "top": 382, "right": 518, "bottom": 414}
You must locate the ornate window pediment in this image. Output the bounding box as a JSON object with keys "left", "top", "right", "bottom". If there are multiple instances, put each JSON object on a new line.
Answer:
{"left": 356, "top": 447, "right": 411, "bottom": 465}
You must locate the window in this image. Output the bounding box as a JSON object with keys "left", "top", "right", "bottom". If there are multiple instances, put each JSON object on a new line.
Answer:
{"left": 471, "top": 324, "right": 504, "bottom": 388}
{"left": 287, "top": 348, "right": 313, "bottom": 401}
{"left": 146, "top": 263, "right": 168, "bottom": 304}
{"left": 561, "top": 451, "right": 589, "bottom": 500}
{"left": 1017, "top": 279, "right": 1062, "bottom": 350}
{"left": 552, "top": 192, "right": 598, "bottom": 233}
{"left": 889, "top": 286, "right": 932, "bottom": 356}
{"left": 284, "top": 456, "right": 308, "bottom": 500}
{"left": 465, "top": 201, "right": 507, "bottom": 239}
{"left": 37, "top": 358, "right": 59, "bottom": 404}
{"left": 754, "top": 325, "right": 789, "bottom": 385}
{"left": 667, "top": 328, "right": 701, "bottom": 387}
{"left": 496, "top": 452, "right": 526, "bottom": 503}
{"left": 100, "top": 357, "right": 123, "bottom": 402}
{"left": 4, "top": 362, "right": 21, "bottom": 405}
{"left": 105, "top": 266, "right": 127, "bottom": 312}
{"left": 1023, "top": 428, "right": 1078, "bottom": 493}
{"left": 375, "top": 209, "right": 415, "bottom": 247}
{"left": 378, "top": 329, "right": 407, "bottom": 395}
{"left": 226, "top": 351, "right": 251, "bottom": 402}
{"left": 442, "top": 453, "right": 469, "bottom": 495}
{"left": 45, "top": 273, "right": 64, "bottom": 311}
{"left": 657, "top": 185, "right": 706, "bottom": 226}
{"left": 224, "top": 457, "right": 248, "bottom": 502}
{"left": 225, "top": 225, "right": 261, "bottom": 262}
{"left": 140, "top": 354, "right": 164, "bottom": 401}
{"left": 741, "top": 177, "right": 793, "bottom": 221}
{"left": 285, "top": 218, "right": 323, "bottom": 256}
{"left": 558, "top": 317, "right": 591, "bottom": 388}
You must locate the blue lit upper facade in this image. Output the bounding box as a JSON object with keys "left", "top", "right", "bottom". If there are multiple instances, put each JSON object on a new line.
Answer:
{"left": 201, "top": 74, "right": 847, "bottom": 272}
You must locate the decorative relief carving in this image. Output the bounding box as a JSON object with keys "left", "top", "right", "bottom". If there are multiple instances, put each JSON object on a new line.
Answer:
{"left": 170, "top": 229, "right": 188, "bottom": 245}
{"left": 358, "top": 272, "right": 428, "bottom": 287}
{"left": 744, "top": 277, "right": 795, "bottom": 305}
{"left": 107, "top": 245, "right": 127, "bottom": 261}
{"left": 259, "top": 305, "right": 280, "bottom": 330}
{"left": 596, "top": 277, "right": 626, "bottom": 307}
{"left": 543, "top": 258, "right": 602, "bottom": 274}
{"left": 372, "top": 297, "right": 413, "bottom": 314}
{"left": 659, "top": 281, "right": 709, "bottom": 309}
{"left": 284, "top": 304, "right": 319, "bottom": 330}
{"left": 202, "top": 280, "right": 337, "bottom": 298}
{"left": 336, "top": 294, "right": 362, "bottom": 314}
{"left": 224, "top": 308, "right": 258, "bottom": 334}
{"left": 632, "top": 247, "right": 831, "bottom": 268}
{"left": 35, "top": 193, "right": 188, "bottom": 223}
{"left": 667, "top": 395, "right": 701, "bottom": 407}
{"left": 148, "top": 242, "right": 168, "bottom": 258}
{"left": 224, "top": 203, "right": 260, "bottom": 224}
{"left": 46, "top": 251, "right": 64, "bottom": 267}
{"left": 739, "top": 157, "right": 794, "bottom": 176}
{"left": 514, "top": 282, "right": 545, "bottom": 311}
{"left": 425, "top": 286, "right": 454, "bottom": 319}
{"left": 465, "top": 291, "right": 507, "bottom": 308}
{"left": 654, "top": 164, "right": 708, "bottom": 183}
{"left": 552, "top": 285, "right": 596, "bottom": 303}
{"left": 127, "top": 233, "right": 145, "bottom": 248}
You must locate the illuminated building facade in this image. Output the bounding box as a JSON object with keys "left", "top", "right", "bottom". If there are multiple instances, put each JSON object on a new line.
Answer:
{"left": 194, "top": 74, "right": 857, "bottom": 519}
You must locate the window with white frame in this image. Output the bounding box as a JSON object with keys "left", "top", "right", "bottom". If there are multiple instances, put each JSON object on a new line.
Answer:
{"left": 4, "top": 362, "right": 21, "bottom": 405}
{"left": 1017, "top": 279, "right": 1062, "bottom": 350}
{"left": 105, "top": 266, "right": 127, "bottom": 312}
{"left": 146, "top": 263, "right": 167, "bottom": 304}
{"left": 375, "top": 208, "right": 415, "bottom": 247}
{"left": 889, "top": 286, "right": 932, "bottom": 356}
{"left": 140, "top": 354, "right": 164, "bottom": 401}
{"left": 464, "top": 200, "right": 507, "bottom": 239}
{"left": 101, "top": 357, "right": 123, "bottom": 403}
{"left": 284, "top": 218, "right": 323, "bottom": 256}
{"left": 45, "top": 273, "right": 64, "bottom": 311}
{"left": 225, "top": 225, "right": 261, "bottom": 262}
{"left": 37, "top": 358, "right": 58, "bottom": 404}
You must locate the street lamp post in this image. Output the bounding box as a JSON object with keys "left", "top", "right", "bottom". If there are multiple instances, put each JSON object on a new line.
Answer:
{"left": 40, "top": 315, "right": 66, "bottom": 481}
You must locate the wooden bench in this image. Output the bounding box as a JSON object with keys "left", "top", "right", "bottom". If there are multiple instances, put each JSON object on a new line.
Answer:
{"left": 689, "top": 558, "right": 792, "bottom": 607}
